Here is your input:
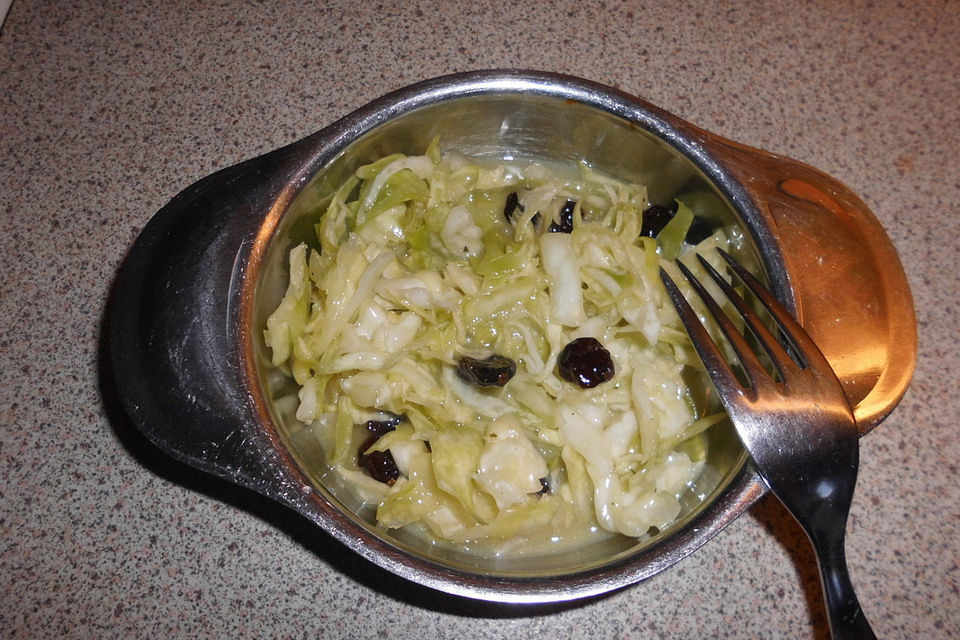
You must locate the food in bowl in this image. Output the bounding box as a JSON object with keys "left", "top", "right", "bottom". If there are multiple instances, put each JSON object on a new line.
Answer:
{"left": 109, "top": 71, "right": 908, "bottom": 601}
{"left": 263, "top": 140, "right": 740, "bottom": 555}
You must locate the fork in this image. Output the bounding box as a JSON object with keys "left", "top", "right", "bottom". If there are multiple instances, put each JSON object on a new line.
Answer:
{"left": 660, "top": 249, "right": 877, "bottom": 640}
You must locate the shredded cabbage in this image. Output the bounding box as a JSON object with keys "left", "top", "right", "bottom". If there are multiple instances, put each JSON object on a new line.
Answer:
{"left": 264, "top": 146, "right": 737, "bottom": 554}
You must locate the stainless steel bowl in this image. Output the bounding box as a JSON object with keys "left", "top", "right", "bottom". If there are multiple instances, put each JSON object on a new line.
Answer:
{"left": 110, "top": 70, "right": 915, "bottom": 603}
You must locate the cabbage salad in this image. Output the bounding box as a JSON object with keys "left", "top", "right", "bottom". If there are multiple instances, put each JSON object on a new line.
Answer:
{"left": 264, "top": 141, "right": 736, "bottom": 553}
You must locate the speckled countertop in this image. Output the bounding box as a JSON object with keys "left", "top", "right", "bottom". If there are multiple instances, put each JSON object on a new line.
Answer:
{"left": 1, "top": 1, "right": 958, "bottom": 638}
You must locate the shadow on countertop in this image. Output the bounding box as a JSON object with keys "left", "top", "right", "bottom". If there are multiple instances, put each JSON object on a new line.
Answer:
{"left": 748, "top": 495, "right": 831, "bottom": 640}
{"left": 96, "top": 272, "right": 607, "bottom": 619}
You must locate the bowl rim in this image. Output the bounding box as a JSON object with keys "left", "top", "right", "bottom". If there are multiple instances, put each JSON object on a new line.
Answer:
{"left": 237, "top": 70, "right": 782, "bottom": 603}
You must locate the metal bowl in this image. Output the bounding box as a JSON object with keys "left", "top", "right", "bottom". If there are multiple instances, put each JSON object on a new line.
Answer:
{"left": 109, "top": 70, "right": 915, "bottom": 603}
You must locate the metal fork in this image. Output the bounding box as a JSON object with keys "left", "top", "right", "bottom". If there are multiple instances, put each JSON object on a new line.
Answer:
{"left": 660, "top": 249, "right": 877, "bottom": 640}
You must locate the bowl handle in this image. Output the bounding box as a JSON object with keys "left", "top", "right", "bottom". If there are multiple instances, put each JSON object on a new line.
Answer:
{"left": 109, "top": 140, "right": 315, "bottom": 504}
{"left": 698, "top": 135, "right": 916, "bottom": 433}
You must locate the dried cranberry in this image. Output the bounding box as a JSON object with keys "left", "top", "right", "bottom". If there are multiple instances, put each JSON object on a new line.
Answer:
{"left": 685, "top": 216, "right": 715, "bottom": 244}
{"left": 364, "top": 413, "right": 405, "bottom": 438}
{"left": 538, "top": 476, "right": 551, "bottom": 495}
{"left": 640, "top": 202, "right": 678, "bottom": 238}
{"left": 358, "top": 435, "right": 400, "bottom": 485}
{"left": 557, "top": 337, "right": 615, "bottom": 388}
{"left": 548, "top": 199, "right": 576, "bottom": 233}
{"left": 455, "top": 354, "right": 517, "bottom": 387}
{"left": 503, "top": 191, "right": 524, "bottom": 222}
{"left": 504, "top": 191, "right": 541, "bottom": 228}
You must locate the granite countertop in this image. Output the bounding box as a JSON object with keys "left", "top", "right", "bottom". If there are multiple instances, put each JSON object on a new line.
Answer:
{"left": 2, "top": 1, "right": 957, "bottom": 638}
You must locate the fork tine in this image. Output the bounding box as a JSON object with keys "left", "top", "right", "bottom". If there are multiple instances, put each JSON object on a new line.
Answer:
{"left": 673, "top": 260, "right": 773, "bottom": 390}
{"left": 659, "top": 266, "right": 748, "bottom": 397}
{"left": 716, "top": 249, "right": 830, "bottom": 371}
{"left": 695, "top": 253, "right": 794, "bottom": 376}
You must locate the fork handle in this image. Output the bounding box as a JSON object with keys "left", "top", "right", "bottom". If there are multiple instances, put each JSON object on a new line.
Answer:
{"left": 809, "top": 526, "right": 878, "bottom": 640}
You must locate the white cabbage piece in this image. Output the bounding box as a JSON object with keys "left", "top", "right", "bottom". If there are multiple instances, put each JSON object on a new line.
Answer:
{"left": 539, "top": 233, "right": 584, "bottom": 326}
{"left": 263, "top": 243, "right": 310, "bottom": 367}
{"left": 474, "top": 417, "right": 548, "bottom": 510}
{"left": 441, "top": 205, "right": 484, "bottom": 258}
{"left": 341, "top": 372, "right": 394, "bottom": 408}
{"left": 377, "top": 273, "right": 459, "bottom": 310}
{"left": 557, "top": 401, "right": 702, "bottom": 536}
{"left": 360, "top": 155, "right": 434, "bottom": 212}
